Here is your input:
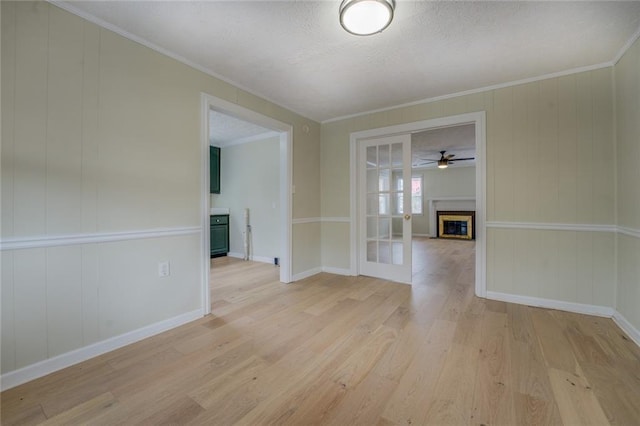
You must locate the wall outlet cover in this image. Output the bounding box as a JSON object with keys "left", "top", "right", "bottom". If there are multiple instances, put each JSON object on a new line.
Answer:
{"left": 158, "top": 261, "right": 170, "bottom": 277}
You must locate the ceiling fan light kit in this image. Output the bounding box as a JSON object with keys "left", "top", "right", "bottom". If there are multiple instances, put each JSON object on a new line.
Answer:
{"left": 339, "top": 0, "right": 395, "bottom": 36}
{"left": 419, "top": 150, "right": 475, "bottom": 169}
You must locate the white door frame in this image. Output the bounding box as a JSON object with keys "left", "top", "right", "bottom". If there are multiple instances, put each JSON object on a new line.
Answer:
{"left": 349, "top": 112, "right": 487, "bottom": 297}
{"left": 200, "top": 93, "right": 293, "bottom": 316}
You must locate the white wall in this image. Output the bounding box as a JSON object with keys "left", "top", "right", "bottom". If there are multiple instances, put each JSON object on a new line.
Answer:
{"left": 412, "top": 166, "right": 476, "bottom": 236}
{"left": 211, "top": 136, "right": 281, "bottom": 262}
{"left": 0, "top": 1, "right": 321, "bottom": 385}
{"left": 615, "top": 35, "right": 640, "bottom": 334}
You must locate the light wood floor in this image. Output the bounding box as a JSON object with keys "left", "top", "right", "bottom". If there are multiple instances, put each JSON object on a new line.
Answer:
{"left": 2, "top": 238, "right": 640, "bottom": 425}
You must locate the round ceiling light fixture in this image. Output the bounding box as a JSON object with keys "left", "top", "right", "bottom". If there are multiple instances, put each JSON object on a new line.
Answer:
{"left": 339, "top": 0, "right": 395, "bottom": 36}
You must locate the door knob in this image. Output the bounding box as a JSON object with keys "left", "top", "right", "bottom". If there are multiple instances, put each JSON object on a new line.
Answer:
{"left": 404, "top": 214, "right": 411, "bottom": 220}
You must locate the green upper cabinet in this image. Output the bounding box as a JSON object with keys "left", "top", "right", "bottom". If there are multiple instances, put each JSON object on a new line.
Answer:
{"left": 210, "top": 146, "right": 220, "bottom": 194}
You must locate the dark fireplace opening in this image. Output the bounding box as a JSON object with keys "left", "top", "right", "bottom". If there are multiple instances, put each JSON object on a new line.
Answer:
{"left": 437, "top": 210, "right": 475, "bottom": 240}
{"left": 444, "top": 220, "right": 468, "bottom": 236}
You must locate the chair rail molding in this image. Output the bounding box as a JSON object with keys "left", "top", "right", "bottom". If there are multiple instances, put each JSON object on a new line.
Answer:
{"left": 0, "top": 227, "right": 201, "bottom": 251}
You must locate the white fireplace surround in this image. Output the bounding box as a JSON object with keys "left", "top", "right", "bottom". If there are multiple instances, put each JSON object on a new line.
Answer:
{"left": 428, "top": 197, "right": 476, "bottom": 237}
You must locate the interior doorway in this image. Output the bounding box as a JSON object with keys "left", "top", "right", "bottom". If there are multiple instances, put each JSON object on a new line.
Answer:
{"left": 410, "top": 123, "right": 477, "bottom": 283}
{"left": 349, "top": 112, "right": 486, "bottom": 297}
{"left": 208, "top": 110, "right": 281, "bottom": 264}
{"left": 200, "top": 93, "right": 293, "bottom": 316}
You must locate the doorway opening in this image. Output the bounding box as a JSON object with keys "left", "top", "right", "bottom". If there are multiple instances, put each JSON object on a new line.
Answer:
{"left": 349, "top": 112, "right": 486, "bottom": 297}
{"left": 208, "top": 110, "right": 281, "bottom": 263}
{"left": 200, "top": 93, "right": 293, "bottom": 316}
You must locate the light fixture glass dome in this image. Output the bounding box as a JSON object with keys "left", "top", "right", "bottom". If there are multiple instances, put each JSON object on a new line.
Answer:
{"left": 340, "top": 0, "right": 395, "bottom": 36}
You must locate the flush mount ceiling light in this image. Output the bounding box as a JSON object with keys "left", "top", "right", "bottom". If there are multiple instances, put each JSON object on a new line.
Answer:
{"left": 339, "top": 0, "right": 395, "bottom": 36}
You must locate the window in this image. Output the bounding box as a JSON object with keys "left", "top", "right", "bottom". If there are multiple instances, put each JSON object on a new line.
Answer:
{"left": 411, "top": 176, "right": 423, "bottom": 214}
{"left": 394, "top": 176, "right": 423, "bottom": 215}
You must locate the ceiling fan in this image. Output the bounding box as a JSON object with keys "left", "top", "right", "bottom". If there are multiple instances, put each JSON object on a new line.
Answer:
{"left": 418, "top": 150, "right": 475, "bottom": 169}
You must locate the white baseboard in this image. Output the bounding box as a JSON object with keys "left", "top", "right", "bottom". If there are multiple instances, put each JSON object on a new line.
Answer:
{"left": 612, "top": 311, "right": 640, "bottom": 348}
{"left": 292, "top": 267, "right": 322, "bottom": 281}
{"left": 0, "top": 309, "right": 202, "bottom": 391}
{"left": 486, "top": 291, "right": 615, "bottom": 318}
{"left": 292, "top": 266, "right": 352, "bottom": 281}
{"left": 322, "top": 266, "right": 353, "bottom": 276}
{"left": 227, "top": 252, "right": 275, "bottom": 265}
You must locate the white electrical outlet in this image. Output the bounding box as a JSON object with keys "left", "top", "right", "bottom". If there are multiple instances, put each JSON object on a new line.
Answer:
{"left": 158, "top": 261, "right": 170, "bottom": 277}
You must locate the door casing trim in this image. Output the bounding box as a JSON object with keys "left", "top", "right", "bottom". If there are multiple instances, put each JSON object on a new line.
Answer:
{"left": 200, "top": 93, "right": 293, "bottom": 316}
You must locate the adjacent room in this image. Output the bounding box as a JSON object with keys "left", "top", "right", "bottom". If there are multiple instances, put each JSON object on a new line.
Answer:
{"left": 2, "top": 1, "right": 640, "bottom": 424}
{"left": 207, "top": 110, "right": 282, "bottom": 265}
{"left": 410, "top": 124, "right": 477, "bottom": 284}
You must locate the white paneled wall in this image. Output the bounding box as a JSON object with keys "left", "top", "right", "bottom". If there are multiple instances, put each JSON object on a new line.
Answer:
{"left": 487, "top": 72, "right": 614, "bottom": 224}
{"left": 293, "top": 222, "right": 322, "bottom": 280}
{"left": 616, "top": 234, "right": 640, "bottom": 331}
{"left": 2, "top": 3, "right": 202, "bottom": 239}
{"left": 615, "top": 34, "right": 640, "bottom": 336}
{"left": 487, "top": 228, "right": 615, "bottom": 306}
{"left": 1, "top": 2, "right": 205, "bottom": 382}
{"left": 1, "top": 235, "right": 201, "bottom": 375}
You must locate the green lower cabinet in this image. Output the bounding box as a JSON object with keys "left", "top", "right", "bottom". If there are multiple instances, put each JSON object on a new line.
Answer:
{"left": 210, "top": 215, "right": 229, "bottom": 257}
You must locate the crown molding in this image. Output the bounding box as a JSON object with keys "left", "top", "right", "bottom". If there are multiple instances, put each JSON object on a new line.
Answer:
{"left": 322, "top": 62, "right": 613, "bottom": 124}
{"left": 613, "top": 24, "right": 640, "bottom": 64}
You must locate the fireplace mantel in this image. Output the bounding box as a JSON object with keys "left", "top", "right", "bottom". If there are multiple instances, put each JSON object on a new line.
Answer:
{"left": 427, "top": 197, "right": 476, "bottom": 237}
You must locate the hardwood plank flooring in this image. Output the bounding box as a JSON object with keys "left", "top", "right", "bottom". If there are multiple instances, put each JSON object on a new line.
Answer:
{"left": 2, "top": 238, "right": 640, "bottom": 425}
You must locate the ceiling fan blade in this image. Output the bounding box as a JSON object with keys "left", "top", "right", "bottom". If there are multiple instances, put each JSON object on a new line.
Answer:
{"left": 445, "top": 154, "right": 455, "bottom": 159}
{"left": 453, "top": 157, "right": 475, "bottom": 161}
{"left": 418, "top": 159, "right": 438, "bottom": 163}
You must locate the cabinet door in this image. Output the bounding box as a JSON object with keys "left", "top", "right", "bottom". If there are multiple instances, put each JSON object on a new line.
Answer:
{"left": 210, "top": 225, "right": 228, "bottom": 256}
{"left": 210, "top": 146, "right": 220, "bottom": 194}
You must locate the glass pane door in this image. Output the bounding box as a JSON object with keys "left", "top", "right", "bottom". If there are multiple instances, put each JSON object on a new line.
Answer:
{"left": 359, "top": 134, "right": 412, "bottom": 284}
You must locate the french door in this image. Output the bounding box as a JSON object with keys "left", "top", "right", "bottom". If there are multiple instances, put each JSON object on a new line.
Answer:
{"left": 358, "top": 134, "right": 412, "bottom": 284}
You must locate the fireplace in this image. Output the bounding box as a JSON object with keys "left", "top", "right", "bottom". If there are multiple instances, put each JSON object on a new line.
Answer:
{"left": 437, "top": 211, "right": 475, "bottom": 240}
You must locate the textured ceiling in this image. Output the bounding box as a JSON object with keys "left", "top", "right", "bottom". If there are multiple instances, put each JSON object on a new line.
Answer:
{"left": 209, "top": 110, "right": 275, "bottom": 147}
{"left": 57, "top": 1, "right": 640, "bottom": 122}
